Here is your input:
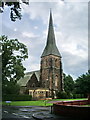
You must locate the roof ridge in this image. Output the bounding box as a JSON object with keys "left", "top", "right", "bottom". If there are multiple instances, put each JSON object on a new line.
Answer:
{"left": 25, "top": 70, "right": 40, "bottom": 75}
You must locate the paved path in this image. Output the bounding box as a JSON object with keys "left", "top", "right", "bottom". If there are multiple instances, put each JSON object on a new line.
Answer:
{"left": 1, "top": 105, "right": 83, "bottom": 120}
{"left": 48, "top": 100, "right": 61, "bottom": 103}
{"left": 2, "top": 106, "right": 43, "bottom": 120}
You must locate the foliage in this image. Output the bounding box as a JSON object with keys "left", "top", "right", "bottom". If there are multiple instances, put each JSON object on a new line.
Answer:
{"left": 0, "top": 0, "right": 29, "bottom": 21}
{"left": 56, "top": 74, "right": 75, "bottom": 99}
{"left": 2, "top": 81, "right": 20, "bottom": 95}
{"left": 1, "top": 35, "right": 28, "bottom": 82}
{"left": 73, "top": 94, "right": 84, "bottom": 99}
{"left": 2, "top": 94, "right": 32, "bottom": 101}
{"left": 0, "top": 35, "right": 28, "bottom": 95}
{"left": 75, "top": 70, "right": 90, "bottom": 96}
{"left": 56, "top": 91, "right": 68, "bottom": 99}
{"left": 63, "top": 74, "right": 75, "bottom": 93}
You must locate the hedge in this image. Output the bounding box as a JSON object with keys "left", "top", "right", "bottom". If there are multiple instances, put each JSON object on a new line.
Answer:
{"left": 73, "top": 94, "right": 85, "bottom": 99}
{"left": 2, "top": 94, "right": 32, "bottom": 101}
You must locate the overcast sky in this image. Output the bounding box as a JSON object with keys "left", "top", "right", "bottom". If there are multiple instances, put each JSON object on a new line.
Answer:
{"left": 0, "top": 0, "right": 89, "bottom": 79}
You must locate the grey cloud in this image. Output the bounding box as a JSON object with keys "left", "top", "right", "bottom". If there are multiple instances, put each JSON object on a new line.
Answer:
{"left": 1, "top": 2, "right": 88, "bottom": 79}
{"left": 62, "top": 51, "right": 88, "bottom": 79}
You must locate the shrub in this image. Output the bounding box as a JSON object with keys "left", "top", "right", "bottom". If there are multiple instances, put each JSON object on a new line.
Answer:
{"left": 67, "top": 92, "right": 73, "bottom": 99}
{"left": 73, "top": 94, "right": 84, "bottom": 99}
{"left": 2, "top": 94, "right": 32, "bottom": 101}
{"left": 56, "top": 91, "right": 68, "bottom": 99}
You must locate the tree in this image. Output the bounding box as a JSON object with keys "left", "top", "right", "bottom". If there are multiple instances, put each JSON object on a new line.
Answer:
{"left": 0, "top": 0, "right": 29, "bottom": 21}
{"left": 75, "top": 70, "right": 90, "bottom": 96}
{"left": 56, "top": 74, "right": 74, "bottom": 99}
{"left": 56, "top": 91, "right": 68, "bottom": 99}
{"left": 0, "top": 35, "right": 28, "bottom": 94}
{"left": 63, "top": 74, "right": 75, "bottom": 93}
{"left": 3, "top": 80, "right": 20, "bottom": 95}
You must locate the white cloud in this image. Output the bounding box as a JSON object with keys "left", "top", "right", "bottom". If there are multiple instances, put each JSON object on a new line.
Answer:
{"left": 2, "top": 1, "right": 88, "bottom": 79}
{"left": 28, "top": 0, "right": 62, "bottom": 2}
{"left": 34, "top": 26, "right": 38, "bottom": 29}
{"left": 66, "top": 0, "right": 89, "bottom": 2}
{"left": 14, "top": 28, "right": 17, "bottom": 32}
{"left": 22, "top": 55, "right": 40, "bottom": 72}
{"left": 22, "top": 31, "right": 38, "bottom": 38}
{"left": 23, "top": 2, "right": 88, "bottom": 78}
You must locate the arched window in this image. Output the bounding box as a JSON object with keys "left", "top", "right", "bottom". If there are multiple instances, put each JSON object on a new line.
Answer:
{"left": 55, "top": 75, "right": 58, "bottom": 87}
{"left": 55, "top": 59, "right": 58, "bottom": 67}
{"left": 32, "top": 83, "right": 35, "bottom": 87}
{"left": 49, "top": 58, "right": 52, "bottom": 67}
{"left": 46, "top": 59, "right": 48, "bottom": 66}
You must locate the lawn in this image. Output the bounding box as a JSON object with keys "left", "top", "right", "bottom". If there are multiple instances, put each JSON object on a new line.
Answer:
{"left": 2, "top": 98, "right": 87, "bottom": 106}
{"left": 3, "top": 100, "right": 52, "bottom": 106}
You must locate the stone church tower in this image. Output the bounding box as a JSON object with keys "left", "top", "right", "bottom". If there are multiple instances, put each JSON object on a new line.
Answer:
{"left": 40, "top": 11, "right": 63, "bottom": 98}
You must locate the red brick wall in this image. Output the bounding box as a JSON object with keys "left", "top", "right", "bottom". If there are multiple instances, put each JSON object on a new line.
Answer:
{"left": 53, "top": 100, "right": 90, "bottom": 118}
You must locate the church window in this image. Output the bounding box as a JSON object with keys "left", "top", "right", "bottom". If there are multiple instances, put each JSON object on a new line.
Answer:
{"left": 32, "top": 83, "right": 35, "bottom": 87}
{"left": 55, "top": 59, "right": 58, "bottom": 67}
{"left": 49, "top": 58, "right": 52, "bottom": 67}
{"left": 46, "top": 59, "right": 48, "bottom": 66}
{"left": 55, "top": 75, "right": 58, "bottom": 87}
{"left": 44, "top": 61, "right": 46, "bottom": 66}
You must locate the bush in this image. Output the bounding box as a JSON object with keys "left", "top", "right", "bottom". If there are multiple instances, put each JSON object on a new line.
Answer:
{"left": 73, "top": 94, "right": 84, "bottom": 99}
{"left": 67, "top": 92, "right": 73, "bottom": 99}
{"left": 56, "top": 91, "right": 68, "bottom": 99}
{"left": 2, "top": 94, "right": 32, "bottom": 101}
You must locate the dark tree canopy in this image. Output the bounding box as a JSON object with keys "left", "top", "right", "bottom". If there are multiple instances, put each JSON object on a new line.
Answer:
{"left": 0, "top": 35, "right": 28, "bottom": 95}
{"left": 0, "top": 0, "right": 29, "bottom": 21}
{"left": 0, "top": 35, "right": 28, "bottom": 83}
{"left": 3, "top": 80, "right": 20, "bottom": 95}
{"left": 63, "top": 74, "right": 75, "bottom": 93}
{"left": 75, "top": 70, "right": 90, "bottom": 95}
{"left": 56, "top": 74, "right": 75, "bottom": 99}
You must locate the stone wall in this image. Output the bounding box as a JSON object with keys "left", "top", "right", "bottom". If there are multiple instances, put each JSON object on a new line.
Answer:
{"left": 26, "top": 73, "right": 39, "bottom": 88}
{"left": 40, "top": 55, "right": 63, "bottom": 98}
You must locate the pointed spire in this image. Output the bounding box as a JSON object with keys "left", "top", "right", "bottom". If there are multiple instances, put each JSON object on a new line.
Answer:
{"left": 49, "top": 8, "right": 53, "bottom": 26}
{"left": 41, "top": 10, "right": 61, "bottom": 57}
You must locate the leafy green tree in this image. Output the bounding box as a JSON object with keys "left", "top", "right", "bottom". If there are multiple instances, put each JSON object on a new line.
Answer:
{"left": 0, "top": 35, "right": 28, "bottom": 94}
{"left": 75, "top": 70, "right": 90, "bottom": 96}
{"left": 56, "top": 74, "right": 74, "bottom": 99}
{"left": 3, "top": 81, "right": 20, "bottom": 95}
{"left": 63, "top": 74, "right": 75, "bottom": 93}
{"left": 56, "top": 91, "right": 68, "bottom": 99}
{"left": 0, "top": 0, "right": 29, "bottom": 21}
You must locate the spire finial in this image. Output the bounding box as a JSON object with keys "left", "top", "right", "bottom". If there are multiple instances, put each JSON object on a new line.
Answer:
{"left": 49, "top": 8, "right": 53, "bottom": 27}
{"left": 50, "top": 8, "right": 52, "bottom": 12}
{"left": 50, "top": 8, "right": 52, "bottom": 16}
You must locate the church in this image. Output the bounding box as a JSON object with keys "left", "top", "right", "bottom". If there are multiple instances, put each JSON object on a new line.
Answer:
{"left": 18, "top": 11, "right": 63, "bottom": 100}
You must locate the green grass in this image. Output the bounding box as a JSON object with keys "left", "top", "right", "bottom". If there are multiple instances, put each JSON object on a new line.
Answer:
{"left": 81, "top": 105, "right": 90, "bottom": 106}
{"left": 2, "top": 100, "right": 52, "bottom": 106}
{"left": 2, "top": 98, "right": 87, "bottom": 107}
{"left": 48, "top": 98, "right": 87, "bottom": 101}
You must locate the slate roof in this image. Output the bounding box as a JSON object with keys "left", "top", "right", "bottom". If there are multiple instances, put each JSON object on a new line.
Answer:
{"left": 17, "top": 70, "right": 40, "bottom": 87}
{"left": 41, "top": 11, "right": 61, "bottom": 57}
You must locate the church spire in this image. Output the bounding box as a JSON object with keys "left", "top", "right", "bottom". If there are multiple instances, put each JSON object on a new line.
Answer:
{"left": 41, "top": 10, "right": 61, "bottom": 57}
